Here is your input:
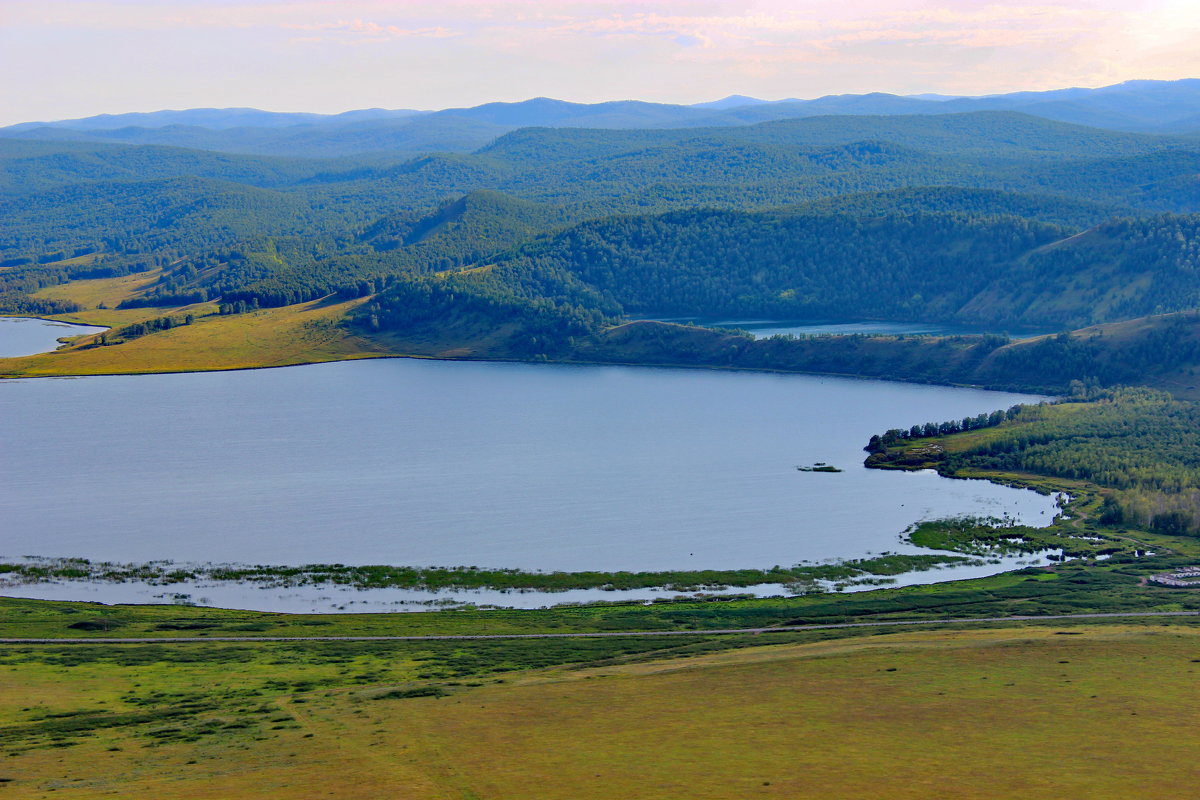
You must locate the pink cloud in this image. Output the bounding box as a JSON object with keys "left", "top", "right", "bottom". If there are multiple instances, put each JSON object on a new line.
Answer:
{"left": 283, "top": 18, "right": 460, "bottom": 41}
{"left": 3, "top": 0, "right": 1199, "bottom": 123}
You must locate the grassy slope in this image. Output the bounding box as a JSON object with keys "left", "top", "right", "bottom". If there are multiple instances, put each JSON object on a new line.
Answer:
{"left": 0, "top": 271, "right": 386, "bottom": 377}
{"left": 2, "top": 623, "right": 1197, "bottom": 798}
{"left": 32, "top": 266, "right": 163, "bottom": 310}
{"left": 957, "top": 229, "right": 1143, "bottom": 325}
{"left": 1011, "top": 313, "right": 1200, "bottom": 400}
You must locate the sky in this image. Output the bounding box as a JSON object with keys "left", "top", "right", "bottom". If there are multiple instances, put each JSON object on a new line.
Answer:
{"left": 2, "top": 0, "right": 1199, "bottom": 125}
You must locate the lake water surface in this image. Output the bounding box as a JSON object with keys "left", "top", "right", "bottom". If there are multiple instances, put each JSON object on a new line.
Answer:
{"left": 651, "top": 318, "right": 1048, "bottom": 340}
{"left": 1, "top": 358, "right": 1056, "bottom": 574}
{"left": 0, "top": 316, "right": 107, "bottom": 357}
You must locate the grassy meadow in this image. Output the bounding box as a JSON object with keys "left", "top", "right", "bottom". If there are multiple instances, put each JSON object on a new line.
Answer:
{"left": 34, "top": 267, "right": 164, "bottom": 312}
{"left": 0, "top": 270, "right": 387, "bottom": 377}
{"left": 2, "top": 622, "right": 1197, "bottom": 798}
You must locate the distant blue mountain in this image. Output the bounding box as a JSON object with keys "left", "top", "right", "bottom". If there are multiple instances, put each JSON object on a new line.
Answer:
{"left": 690, "top": 95, "right": 774, "bottom": 110}
{"left": 3, "top": 107, "right": 426, "bottom": 132}
{"left": 3, "top": 79, "right": 1197, "bottom": 157}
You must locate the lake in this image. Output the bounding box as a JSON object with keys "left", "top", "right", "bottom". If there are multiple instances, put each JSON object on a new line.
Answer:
{"left": 0, "top": 358, "right": 1056, "bottom": 578}
{"left": 649, "top": 317, "right": 1048, "bottom": 340}
{"left": 0, "top": 316, "right": 108, "bottom": 357}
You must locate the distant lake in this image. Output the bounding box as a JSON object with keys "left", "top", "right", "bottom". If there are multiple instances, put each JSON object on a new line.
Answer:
{"left": 0, "top": 316, "right": 107, "bottom": 357}
{"left": 649, "top": 318, "right": 1048, "bottom": 340}
{"left": 0, "top": 358, "right": 1056, "bottom": 574}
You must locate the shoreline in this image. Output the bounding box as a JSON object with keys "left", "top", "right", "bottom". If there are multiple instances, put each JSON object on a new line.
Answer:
{"left": 0, "top": 548, "right": 1059, "bottom": 614}
{"left": 0, "top": 340, "right": 1019, "bottom": 396}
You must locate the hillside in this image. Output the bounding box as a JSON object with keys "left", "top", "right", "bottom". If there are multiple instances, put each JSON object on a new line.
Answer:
{"left": 484, "top": 207, "right": 1067, "bottom": 320}
{"left": 473, "top": 207, "right": 1200, "bottom": 330}
{"left": 958, "top": 216, "right": 1200, "bottom": 328}
{"left": 3, "top": 111, "right": 1196, "bottom": 271}
{"left": 0, "top": 139, "right": 364, "bottom": 194}
{"left": 797, "top": 187, "right": 1137, "bottom": 229}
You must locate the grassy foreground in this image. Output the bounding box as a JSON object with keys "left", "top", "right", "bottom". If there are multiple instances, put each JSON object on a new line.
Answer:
{"left": 2, "top": 622, "right": 1197, "bottom": 798}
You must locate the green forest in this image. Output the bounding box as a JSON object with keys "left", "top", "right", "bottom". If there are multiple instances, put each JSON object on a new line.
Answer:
{"left": 6, "top": 111, "right": 1200, "bottom": 346}
{"left": 868, "top": 387, "right": 1200, "bottom": 537}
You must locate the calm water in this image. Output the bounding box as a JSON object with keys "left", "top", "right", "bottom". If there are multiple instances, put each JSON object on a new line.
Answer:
{"left": 0, "top": 316, "right": 107, "bottom": 357}
{"left": 0, "top": 358, "right": 1055, "bottom": 572}
{"left": 652, "top": 318, "right": 1047, "bottom": 340}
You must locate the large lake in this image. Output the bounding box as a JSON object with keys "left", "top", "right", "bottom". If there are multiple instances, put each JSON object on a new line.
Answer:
{"left": 1, "top": 358, "right": 1055, "bottom": 573}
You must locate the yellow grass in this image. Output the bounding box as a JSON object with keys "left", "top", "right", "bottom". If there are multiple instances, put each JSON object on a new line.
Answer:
{"left": 380, "top": 625, "right": 1200, "bottom": 800}
{"left": 0, "top": 298, "right": 387, "bottom": 377}
{"left": 32, "top": 268, "right": 163, "bottom": 311}
{"left": 2, "top": 273, "right": 404, "bottom": 376}
{"left": 3, "top": 624, "right": 1197, "bottom": 798}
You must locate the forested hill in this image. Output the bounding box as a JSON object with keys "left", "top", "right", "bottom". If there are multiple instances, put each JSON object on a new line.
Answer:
{"left": 4, "top": 105, "right": 1200, "bottom": 379}
{"left": 4, "top": 109, "right": 1196, "bottom": 311}
{"left": 476, "top": 208, "right": 1200, "bottom": 330}
{"left": 480, "top": 111, "right": 1195, "bottom": 164}
{"left": 486, "top": 207, "right": 1067, "bottom": 320}
{"left": 565, "top": 310, "right": 1200, "bottom": 398}
{"left": 958, "top": 215, "right": 1200, "bottom": 328}
{"left": 0, "top": 139, "right": 362, "bottom": 194}
{"left": 796, "top": 187, "right": 1137, "bottom": 230}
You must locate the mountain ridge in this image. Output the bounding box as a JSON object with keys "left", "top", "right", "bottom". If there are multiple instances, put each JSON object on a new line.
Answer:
{"left": 5, "top": 79, "right": 1200, "bottom": 159}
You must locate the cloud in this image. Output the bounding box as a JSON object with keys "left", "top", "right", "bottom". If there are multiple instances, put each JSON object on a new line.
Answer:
{"left": 283, "top": 18, "right": 460, "bottom": 43}
{"left": 3, "top": 0, "right": 1198, "bottom": 123}
{"left": 532, "top": 4, "right": 1114, "bottom": 61}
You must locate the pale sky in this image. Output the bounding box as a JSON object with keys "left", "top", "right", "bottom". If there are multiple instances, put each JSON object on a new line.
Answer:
{"left": 3, "top": 0, "right": 1199, "bottom": 125}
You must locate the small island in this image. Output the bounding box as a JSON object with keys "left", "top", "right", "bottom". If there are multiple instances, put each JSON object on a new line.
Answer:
{"left": 797, "top": 462, "right": 843, "bottom": 472}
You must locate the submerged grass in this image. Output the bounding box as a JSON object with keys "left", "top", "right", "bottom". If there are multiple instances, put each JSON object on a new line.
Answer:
{"left": 4, "top": 553, "right": 1200, "bottom": 642}
{"left": 904, "top": 515, "right": 1115, "bottom": 558}
{"left": 0, "top": 552, "right": 980, "bottom": 595}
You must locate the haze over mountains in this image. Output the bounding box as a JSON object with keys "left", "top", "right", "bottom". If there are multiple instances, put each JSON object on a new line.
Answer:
{"left": 4, "top": 79, "right": 1199, "bottom": 159}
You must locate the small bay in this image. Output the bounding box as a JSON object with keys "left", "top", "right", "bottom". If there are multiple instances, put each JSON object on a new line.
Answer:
{"left": 0, "top": 316, "right": 107, "bottom": 357}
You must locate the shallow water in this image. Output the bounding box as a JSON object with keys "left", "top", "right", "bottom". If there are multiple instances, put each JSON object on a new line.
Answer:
{"left": 1, "top": 358, "right": 1055, "bottom": 580}
{"left": 651, "top": 317, "right": 1047, "bottom": 340}
{"left": 0, "top": 316, "right": 107, "bottom": 357}
{"left": 0, "top": 551, "right": 1061, "bottom": 613}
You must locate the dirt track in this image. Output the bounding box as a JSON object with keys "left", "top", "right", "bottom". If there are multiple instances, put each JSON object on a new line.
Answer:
{"left": 2, "top": 610, "right": 1197, "bottom": 645}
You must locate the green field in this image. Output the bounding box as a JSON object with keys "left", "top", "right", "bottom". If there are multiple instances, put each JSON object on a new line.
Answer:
{"left": 2, "top": 621, "right": 1197, "bottom": 798}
